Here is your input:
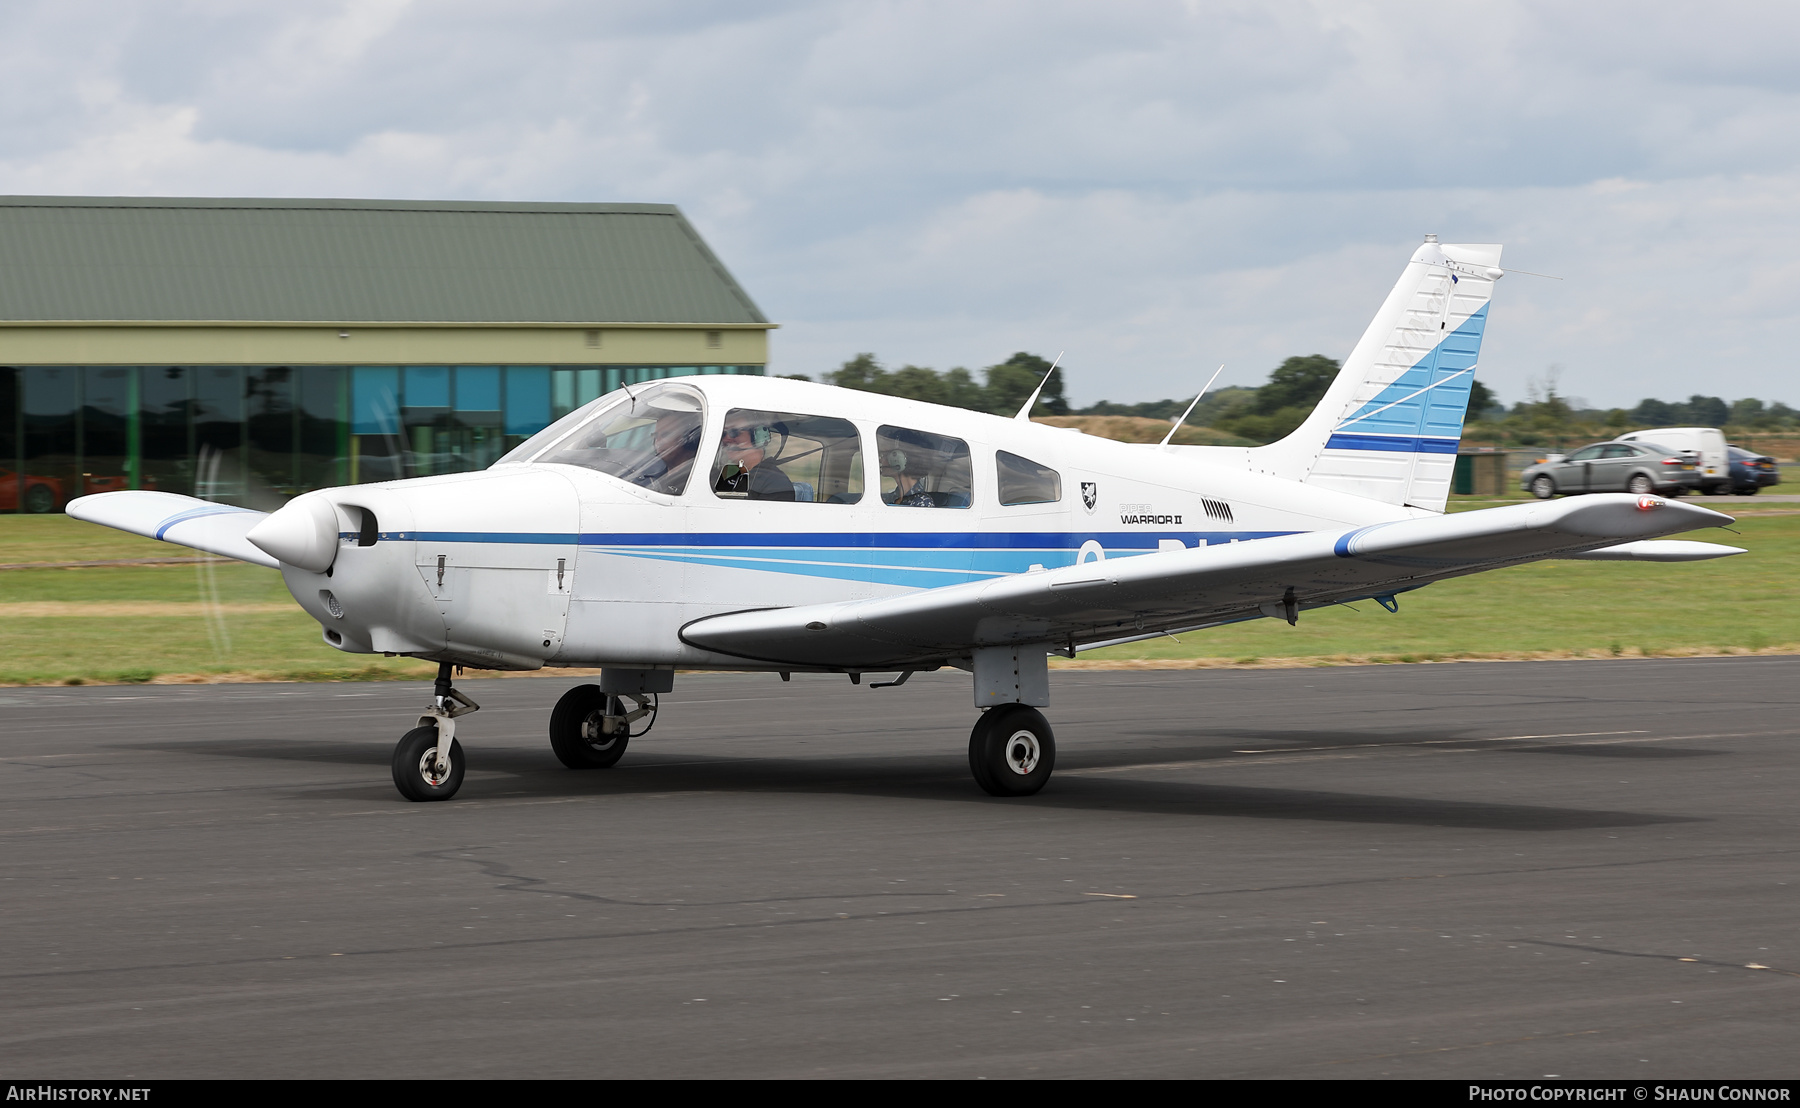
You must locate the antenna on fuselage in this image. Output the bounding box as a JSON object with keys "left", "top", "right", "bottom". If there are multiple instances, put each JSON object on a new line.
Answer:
{"left": 1158, "top": 364, "right": 1225, "bottom": 448}
{"left": 1013, "top": 351, "right": 1065, "bottom": 423}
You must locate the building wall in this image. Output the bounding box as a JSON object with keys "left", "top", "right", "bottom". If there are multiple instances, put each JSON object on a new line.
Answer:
{"left": 0, "top": 362, "right": 763, "bottom": 513}
{"left": 0, "top": 324, "right": 768, "bottom": 366}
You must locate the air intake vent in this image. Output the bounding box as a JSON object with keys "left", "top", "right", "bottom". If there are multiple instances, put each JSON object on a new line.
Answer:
{"left": 1201, "top": 498, "right": 1234, "bottom": 522}
{"left": 319, "top": 590, "right": 344, "bottom": 619}
{"left": 356, "top": 507, "right": 379, "bottom": 547}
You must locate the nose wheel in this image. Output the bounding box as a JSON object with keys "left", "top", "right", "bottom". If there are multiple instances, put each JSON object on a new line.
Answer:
{"left": 392, "top": 724, "right": 465, "bottom": 801}
{"left": 391, "top": 662, "right": 479, "bottom": 802}
{"left": 968, "top": 704, "right": 1056, "bottom": 796}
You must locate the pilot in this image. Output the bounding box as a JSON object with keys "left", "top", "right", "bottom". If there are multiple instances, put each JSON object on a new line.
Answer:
{"left": 713, "top": 413, "right": 795, "bottom": 501}
{"left": 636, "top": 411, "right": 702, "bottom": 495}
{"left": 879, "top": 448, "right": 934, "bottom": 507}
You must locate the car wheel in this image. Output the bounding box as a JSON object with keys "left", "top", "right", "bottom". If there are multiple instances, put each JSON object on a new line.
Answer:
{"left": 1529, "top": 475, "right": 1556, "bottom": 499}
{"left": 23, "top": 484, "right": 56, "bottom": 513}
{"left": 1627, "top": 474, "right": 1655, "bottom": 495}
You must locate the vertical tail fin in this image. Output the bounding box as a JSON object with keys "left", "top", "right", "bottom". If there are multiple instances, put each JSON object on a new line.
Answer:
{"left": 1249, "top": 238, "right": 1502, "bottom": 513}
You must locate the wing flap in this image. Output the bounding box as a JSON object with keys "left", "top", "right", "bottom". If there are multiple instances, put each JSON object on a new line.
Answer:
{"left": 66, "top": 491, "right": 279, "bottom": 569}
{"left": 680, "top": 495, "right": 1734, "bottom": 669}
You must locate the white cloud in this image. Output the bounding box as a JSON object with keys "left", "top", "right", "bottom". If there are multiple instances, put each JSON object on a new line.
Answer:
{"left": 2, "top": 0, "right": 1798, "bottom": 407}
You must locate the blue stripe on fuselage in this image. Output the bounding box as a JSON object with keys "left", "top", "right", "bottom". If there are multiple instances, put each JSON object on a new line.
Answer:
{"left": 389, "top": 530, "right": 1296, "bottom": 550}
{"left": 376, "top": 528, "right": 1301, "bottom": 587}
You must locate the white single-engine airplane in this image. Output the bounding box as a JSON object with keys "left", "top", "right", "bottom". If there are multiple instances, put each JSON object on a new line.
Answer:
{"left": 70, "top": 238, "right": 1743, "bottom": 802}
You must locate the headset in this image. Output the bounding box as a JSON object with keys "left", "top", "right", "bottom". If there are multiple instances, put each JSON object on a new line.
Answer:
{"left": 881, "top": 449, "right": 908, "bottom": 471}
{"left": 725, "top": 422, "right": 774, "bottom": 448}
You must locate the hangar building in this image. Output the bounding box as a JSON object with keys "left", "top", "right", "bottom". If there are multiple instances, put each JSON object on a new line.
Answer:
{"left": 0, "top": 196, "right": 772, "bottom": 513}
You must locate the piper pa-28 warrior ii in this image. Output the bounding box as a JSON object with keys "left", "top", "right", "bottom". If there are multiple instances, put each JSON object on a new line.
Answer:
{"left": 70, "top": 238, "right": 1744, "bottom": 802}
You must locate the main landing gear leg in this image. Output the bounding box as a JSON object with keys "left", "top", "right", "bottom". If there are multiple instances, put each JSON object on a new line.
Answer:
{"left": 967, "top": 645, "right": 1056, "bottom": 797}
{"left": 392, "top": 661, "right": 481, "bottom": 802}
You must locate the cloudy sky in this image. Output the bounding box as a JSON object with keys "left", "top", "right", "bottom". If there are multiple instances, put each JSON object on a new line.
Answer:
{"left": 3, "top": 1, "right": 1797, "bottom": 409}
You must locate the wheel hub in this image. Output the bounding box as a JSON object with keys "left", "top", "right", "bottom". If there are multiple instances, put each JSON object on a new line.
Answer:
{"left": 1004, "top": 730, "right": 1041, "bottom": 775}
{"left": 416, "top": 747, "right": 452, "bottom": 786}
{"left": 581, "top": 713, "right": 623, "bottom": 751}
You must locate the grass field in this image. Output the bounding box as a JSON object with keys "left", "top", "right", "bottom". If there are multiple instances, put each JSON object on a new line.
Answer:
{"left": 0, "top": 508, "right": 1792, "bottom": 685}
{"left": 0, "top": 515, "right": 436, "bottom": 686}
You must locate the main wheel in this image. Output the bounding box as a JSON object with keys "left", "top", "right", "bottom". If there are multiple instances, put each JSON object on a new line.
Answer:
{"left": 1529, "top": 475, "right": 1556, "bottom": 499}
{"left": 392, "top": 724, "right": 464, "bottom": 802}
{"left": 968, "top": 705, "right": 1055, "bottom": 797}
{"left": 1627, "top": 474, "right": 1655, "bottom": 495}
{"left": 549, "top": 684, "right": 629, "bottom": 768}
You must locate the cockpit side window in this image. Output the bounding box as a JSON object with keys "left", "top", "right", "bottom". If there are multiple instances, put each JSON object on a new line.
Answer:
{"left": 876, "top": 426, "right": 973, "bottom": 508}
{"left": 996, "top": 450, "right": 1061, "bottom": 505}
{"left": 711, "top": 409, "right": 863, "bottom": 503}
{"left": 525, "top": 383, "right": 708, "bottom": 495}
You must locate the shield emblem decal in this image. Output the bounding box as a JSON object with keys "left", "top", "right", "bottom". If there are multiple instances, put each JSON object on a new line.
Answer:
{"left": 1081, "top": 482, "right": 1098, "bottom": 512}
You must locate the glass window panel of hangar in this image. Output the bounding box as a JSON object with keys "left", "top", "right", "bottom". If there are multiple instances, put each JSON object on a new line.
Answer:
{"left": 1, "top": 363, "right": 764, "bottom": 511}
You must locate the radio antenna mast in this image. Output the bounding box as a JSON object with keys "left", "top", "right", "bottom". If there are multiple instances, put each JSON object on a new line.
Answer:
{"left": 1159, "top": 364, "right": 1225, "bottom": 447}
{"left": 1013, "top": 352, "right": 1066, "bottom": 422}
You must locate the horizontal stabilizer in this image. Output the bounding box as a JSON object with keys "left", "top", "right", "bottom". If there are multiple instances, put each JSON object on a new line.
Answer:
{"left": 679, "top": 495, "right": 1734, "bottom": 671}
{"left": 66, "top": 491, "right": 278, "bottom": 569}
{"left": 1560, "top": 540, "right": 1746, "bottom": 562}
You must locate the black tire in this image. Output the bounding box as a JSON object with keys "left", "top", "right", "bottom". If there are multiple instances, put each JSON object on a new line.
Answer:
{"left": 1707, "top": 483, "right": 1733, "bottom": 496}
{"left": 549, "top": 684, "right": 629, "bottom": 768}
{"left": 1745, "top": 486, "right": 1760, "bottom": 496}
{"left": 1626, "top": 474, "right": 1655, "bottom": 495}
{"left": 392, "top": 724, "right": 464, "bottom": 802}
{"left": 23, "top": 484, "right": 56, "bottom": 513}
{"left": 968, "top": 705, "right": 1055, "bottom": 797}
{"left": 1529, "top": 475, "right": 1556, "bottom": 500}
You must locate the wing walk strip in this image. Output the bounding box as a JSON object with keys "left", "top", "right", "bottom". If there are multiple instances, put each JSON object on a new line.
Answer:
{"left": 1060, "top": 729, "right": 1787, "bottom": 776}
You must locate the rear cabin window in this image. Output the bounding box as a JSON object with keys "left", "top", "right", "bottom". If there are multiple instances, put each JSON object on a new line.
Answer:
{"left": 710, "top": 409, "right": 863, "bottom": 503}
{"left": 996, "top": 450, "right": 1061, "bottom": 506}
{"left": 877, "top": 426, "right": 973, "bottom": 508}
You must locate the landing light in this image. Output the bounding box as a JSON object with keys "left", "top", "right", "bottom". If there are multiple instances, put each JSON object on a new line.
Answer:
{"left": 1636, "top": 496, "right": 1663, "bottom": 511}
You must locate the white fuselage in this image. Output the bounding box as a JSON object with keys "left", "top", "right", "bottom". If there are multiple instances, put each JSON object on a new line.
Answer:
{"left": 282, "top": 376, "right": 1413, "bottom": 673}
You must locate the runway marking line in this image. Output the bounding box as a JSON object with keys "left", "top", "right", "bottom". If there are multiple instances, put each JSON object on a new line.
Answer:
{"left": 1064, "top": 729, "right": 1791, "bottom": 776}
{"left": 1231, "top": 730, "right": 1646, "bottom": 754}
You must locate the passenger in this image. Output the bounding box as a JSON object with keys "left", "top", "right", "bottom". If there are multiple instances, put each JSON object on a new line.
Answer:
{"left": 880, "top": 448, "right": 934, "bottom": 507}
{"left": 714, "top": 413, "right": 795, "bottom": 501}
{"left": 636, "top": 411, "right": 702, "bottom": 495}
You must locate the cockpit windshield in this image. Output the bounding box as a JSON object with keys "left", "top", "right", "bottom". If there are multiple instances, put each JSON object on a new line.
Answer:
{"left": 495, "top": 383, "right": 708, "bottom": 496}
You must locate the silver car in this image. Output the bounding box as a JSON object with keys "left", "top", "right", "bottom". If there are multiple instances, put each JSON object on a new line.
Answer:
{"left": 1521, "top": 440, "right": 1702, "bottom": 498}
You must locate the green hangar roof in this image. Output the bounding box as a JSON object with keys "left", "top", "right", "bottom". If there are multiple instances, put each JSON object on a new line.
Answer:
{"left": 0, "top": 196, "right": 769, "bottom": 327}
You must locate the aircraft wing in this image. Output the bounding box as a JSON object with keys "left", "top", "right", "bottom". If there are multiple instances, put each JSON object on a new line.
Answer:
{"left": 66, "top": 491, "right": 279, "bottom": 569}
{"left": 679, "top": 495, "right": 1740, "bottom": 670}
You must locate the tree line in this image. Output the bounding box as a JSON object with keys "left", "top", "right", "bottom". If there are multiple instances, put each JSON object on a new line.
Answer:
{"left": 795, "top": 353, "right": 1799, "bottom": 445}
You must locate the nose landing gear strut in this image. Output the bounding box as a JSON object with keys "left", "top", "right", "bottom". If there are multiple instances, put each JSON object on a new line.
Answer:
{"left": 391, "top": 662, "right": 481, "bottom": 801}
